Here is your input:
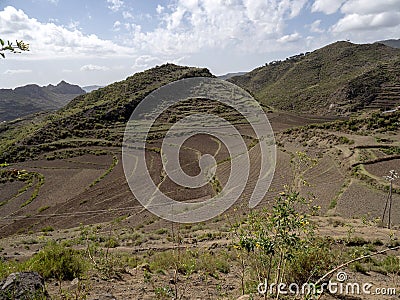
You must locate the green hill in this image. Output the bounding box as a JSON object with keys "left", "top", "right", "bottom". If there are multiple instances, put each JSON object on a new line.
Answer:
{"left": 229, "top": 41, "right": 400, "bottom": 115}
{"left": 0, "top": 81, "right": 85, "bottom": 122}
{"left": 0, "top": 64, "right": 213, "bottom": 162}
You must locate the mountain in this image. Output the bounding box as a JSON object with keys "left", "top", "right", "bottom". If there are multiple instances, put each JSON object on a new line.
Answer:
{"left": 218, "top": 72, "right": 247, "bottom": 80}
{"left": 0, "top": 81, "right": 85, "bottom": 122}
{"left": 229, "top": 41, "right": 400, "bottom": 115}
{"left": 82, "top": 85, "right": 103, "bottom": 93}
{"left": 0, "top": 64, "right": 213, "bottom": 162}
{"left": 377, "top": 39, "right": 400, "bottom": 49}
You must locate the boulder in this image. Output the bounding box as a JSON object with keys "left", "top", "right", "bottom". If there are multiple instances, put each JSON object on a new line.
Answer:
{"left": 0, "top": 272, "right": 50, "bottom": 299}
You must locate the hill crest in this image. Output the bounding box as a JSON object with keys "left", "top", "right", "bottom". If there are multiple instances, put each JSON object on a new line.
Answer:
{"left": 229, "top": 41, "right": 400, "bottom": 115}
{"left": 0, "top": 64, "right": 213, "bottom": 162}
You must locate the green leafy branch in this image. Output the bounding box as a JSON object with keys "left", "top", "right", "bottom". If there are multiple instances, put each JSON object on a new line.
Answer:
{"left": 0, "top": 39, "right": 29, "bottom": 58}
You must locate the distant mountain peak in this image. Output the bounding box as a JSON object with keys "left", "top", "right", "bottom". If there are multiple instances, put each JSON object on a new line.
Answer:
{"left": 48, "top": 81, "right": 85, "bottom": 95}
{"left": 82, "top": 85, "right": 103, "bottom": 93}
{"left": 376, "top": 39, "right": 400, "bottom": 49}
{"left": 0, "top": 81, "right": 85, "bottom": 122}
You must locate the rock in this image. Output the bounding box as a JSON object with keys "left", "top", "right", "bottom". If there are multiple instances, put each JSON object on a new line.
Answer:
{"left": 237, "top": 295, "right": 251, "bottom": 300}
{"left": 70, "top": 277, "right": 79, "bottom": 286}
{"left": 0, "top": 272, "right": 50, "bottom": 299}
{"left": 125, "top": 267, "right": 136, "bottom": 276}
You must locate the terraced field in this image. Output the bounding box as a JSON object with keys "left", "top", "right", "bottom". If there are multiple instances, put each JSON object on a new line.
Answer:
{"left": 0, "top": 108, "right": 332, "bottom": 237}
{"left": 365, "top": 158, "right": 400, "bottom": 179}
{"left": 1, "top": 108, "right": 400, "bottom": 300}
{"left": 366, "top": 77, "right": 400, "bottom": 110}
{"left": 336, "top": 179, "right": 400, "bottom": 224}
{"left": 0, "top": 153, "right": 120, "bottom": 235}
{"left": 301, "top": 154, "right": 346, "bottom": 213}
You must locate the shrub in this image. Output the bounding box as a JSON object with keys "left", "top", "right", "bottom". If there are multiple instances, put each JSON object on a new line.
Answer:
{"left": 104, "top": 237, "right": 120, "bottom": 248}
{"left": 29, "top": 242, "right": 87, "bottom": 280}
{"left": 38, "top": 205, "right": 50, "bottom": 213}
{"left": 41, "top": 226, "right": 54, "bottom": 233}
{"left": 286, "top": 238, "right": 336, "bottom": 284}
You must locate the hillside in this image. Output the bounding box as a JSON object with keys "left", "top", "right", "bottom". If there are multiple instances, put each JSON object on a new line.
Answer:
{"left": 0, "top": 64, "right": 213, "bottom": 163}
{"left": 0, "top": 81, "right": 85, "bottom": 122}
{"left": 1, "top": 62, "right": 400, "bottom": 300}
{"left": 229, "top": 41, "right": 400, "bottom": 115}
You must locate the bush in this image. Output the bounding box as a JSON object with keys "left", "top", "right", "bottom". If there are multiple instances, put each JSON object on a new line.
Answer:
{"left": 148, "top": 249, "right": 229, "bottom": 277}
{"left": 41, "top": 226, "right": 54, "bottom": 233}
{"left": 104, "top": 237, "right": 120, "bottom": 248}
{"left": 286, "top": 238, "right": 336, "bottom": 284}
{"left": 29, "top": 242, "right": 87, "bottom": 280}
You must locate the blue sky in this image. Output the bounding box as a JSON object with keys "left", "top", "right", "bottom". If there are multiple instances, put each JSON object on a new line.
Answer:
{"left": 0, "top": 0, "right": 399, "bottom": 88}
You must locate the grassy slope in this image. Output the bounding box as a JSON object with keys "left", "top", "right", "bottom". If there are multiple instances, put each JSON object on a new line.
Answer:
{"left": 229, "top": 41, "right": 400, "bottom": 115}
{"left": 0, "top": 64, "right": 213, "bottom": 163}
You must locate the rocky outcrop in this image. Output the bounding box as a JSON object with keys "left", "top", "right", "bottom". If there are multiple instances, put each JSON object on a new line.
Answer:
{"left": 0, "top": 272, "right": 50, "bottom": 299}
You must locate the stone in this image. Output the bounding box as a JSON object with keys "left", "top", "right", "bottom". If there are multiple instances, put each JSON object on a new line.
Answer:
{"left": 70, "top": 277, "right": 79, "bottom": 286}
{"left": 0, "top": 272, "right": 50, "bottom": 299}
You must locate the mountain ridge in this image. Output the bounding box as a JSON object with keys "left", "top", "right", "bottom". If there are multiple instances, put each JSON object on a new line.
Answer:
{"left": 0, "top": 64, "right": 213, "bottom": 162}
{"left": 229, "top": 41, "right": 400, "bottom": 115}
{"left": 377, "top": 39, "right": 400, "bottom": 49}
{"left": 0, "top": 81, "right": 85, "bottom": 122}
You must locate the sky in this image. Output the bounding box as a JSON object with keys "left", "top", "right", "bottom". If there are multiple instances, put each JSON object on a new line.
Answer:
{"left": 0, "top": 0, "right": 399, "bottom": 88}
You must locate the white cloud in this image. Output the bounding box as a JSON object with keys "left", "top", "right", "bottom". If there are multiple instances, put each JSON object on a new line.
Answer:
{"left": 67, "top": 20, "right": 80, "bottom": 30}
{"left": 330, "top": 0, "right": 400, "bottom": 33}
{"left": 309, "top": 19, "right": 325, "bottom": 33}
{"left": 122, "top": 11, "right": 134, "bottom": 19}
{"left": 132, "top": 55, "right": 164, "bottom": 69}
{"left": 0, "top": 6, "right": 134, "bottom": 59}
{"left": 332, "top": 12, "right": 400, "bottom": 32}
{"left": 107, "top": 0, "right": 124, "bottom": 12}
{"left": 80, "top": 64, "right": 110, "bottom": 72}
{"left": 311, "top": 0, "right": 346, "bottom": 14}
{"left": 132, "top": 55, "right": 186, "bottom": 71}
{"left": 113, "top": 20, "right": 121, "bottom": 31}
{"left": 288, "top": 0, "right": 308, "bottom": 18}
{"left": 127, "top": 0, "right": 308, "bottom": 55}
{"left": 156, "top": 5, "right": 165, "bottom": 14}
{"left": 3, "top": 69, "right": 32, "bottom": 74}
{"left": 277, "top": 32, "right": 302, "bottom": 43}
{"left": 341, "top": 0, "right": 400, "bottom": 14}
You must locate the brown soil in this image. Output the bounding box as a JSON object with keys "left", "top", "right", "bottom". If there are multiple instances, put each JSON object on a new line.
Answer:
{"left": 1, "top": 111, "right": 400, "bottom": 299}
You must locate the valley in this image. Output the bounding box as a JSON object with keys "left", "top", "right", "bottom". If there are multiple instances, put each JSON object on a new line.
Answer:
{"left": 0, "top": 42, "right": 400, "bottom": 299}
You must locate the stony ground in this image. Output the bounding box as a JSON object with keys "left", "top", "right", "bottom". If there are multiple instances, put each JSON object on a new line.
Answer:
{"left": 1, "top": 111, "right": 400, "bottom": 299}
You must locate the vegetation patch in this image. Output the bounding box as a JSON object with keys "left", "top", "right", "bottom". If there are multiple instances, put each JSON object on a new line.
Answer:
{"left": 88, "top": 154, "right": 118, "bottom": 188}
{"left": 0, "top": 242, "right": 87, "bottom": 281}
{"left": 0, "top": 169, "right": 45, "bottom": 207}
{"left": 21, "top": 173, "right": 45, "bottom": 208}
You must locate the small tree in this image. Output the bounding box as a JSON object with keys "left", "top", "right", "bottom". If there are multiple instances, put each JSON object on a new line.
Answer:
{"left": 0, "top": 38, "right": 29, "bottom": 58}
